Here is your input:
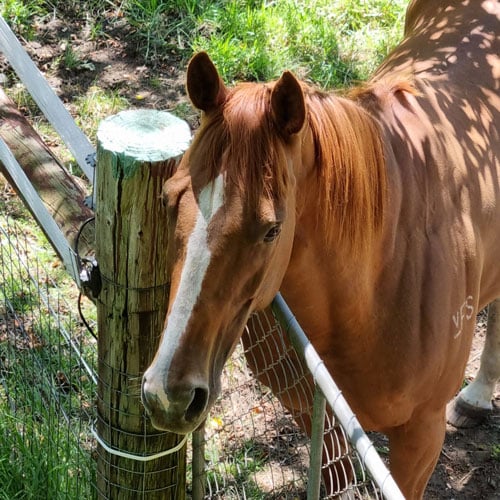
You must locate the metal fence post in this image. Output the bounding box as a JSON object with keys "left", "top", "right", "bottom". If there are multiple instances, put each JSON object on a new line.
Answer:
{"left": 308, "top": 386, "right": 327, "bottom": 499}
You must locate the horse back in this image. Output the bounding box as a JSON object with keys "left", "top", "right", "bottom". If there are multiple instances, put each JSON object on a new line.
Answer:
{"left": 379, "top": 0, "right": 499, "bottom": 85}
{"left": 373, "top": 0, "right": 500, "bottom": 308}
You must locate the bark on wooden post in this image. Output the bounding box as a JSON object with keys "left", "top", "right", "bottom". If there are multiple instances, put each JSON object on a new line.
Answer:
{"left": 95, "top": 109, "right": 191, "bottom": 499}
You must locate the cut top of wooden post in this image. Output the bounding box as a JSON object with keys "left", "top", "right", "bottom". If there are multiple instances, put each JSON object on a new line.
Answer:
{"left": 97, "top": 110, "right": 191, "bottom": 177}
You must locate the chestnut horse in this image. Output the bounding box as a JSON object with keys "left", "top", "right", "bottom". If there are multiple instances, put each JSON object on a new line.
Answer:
{"left": 142, "top": 0, "right": 500, "bottom": 497}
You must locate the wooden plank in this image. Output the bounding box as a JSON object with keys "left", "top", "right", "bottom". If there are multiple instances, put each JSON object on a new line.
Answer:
{"left": 0, "top": 87, "right": 95, "bottom": 265}
{"left": 0, "top": 138, "right": 80, "bottom": 282}
{"left": 0, "top": 16, "right": 95, "bottom": 181}
{"left": 94, "top": 109, "right": 191, "bottom": 498}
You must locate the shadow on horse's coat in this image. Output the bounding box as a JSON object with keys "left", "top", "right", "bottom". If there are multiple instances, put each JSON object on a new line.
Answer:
{"left": 142, "top": 1, "right": 500, "bottom": 497}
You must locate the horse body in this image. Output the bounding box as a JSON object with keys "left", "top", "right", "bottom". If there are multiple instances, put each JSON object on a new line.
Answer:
{"left": 142, "top": 1, "right": 500, "bottom": 497}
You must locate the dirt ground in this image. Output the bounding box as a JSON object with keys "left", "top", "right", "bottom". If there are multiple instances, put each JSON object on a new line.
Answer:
{"left": 1, "top": 13, "right": 499, "bottom": 499}
{"left": 425, "top": 311, "right": 500, "bottom": 500}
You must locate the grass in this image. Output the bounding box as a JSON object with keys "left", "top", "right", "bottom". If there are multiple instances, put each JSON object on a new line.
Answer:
{"left": 120, "top": 0, "right": 406, "bottom": 87}
{"left": 189, "top": 0, "right": 406, "bottom": 85}
{"left": 0, "top": 174, "right": 97, "bottom": 499}
{"left": 0, "top": 369, "right": 95, "bottom": 499}
{"left": 2, "top": 1, "right": 406, "bottom": 88}
{"left": 0, "top": 212, "right": 97, "bottom": 499}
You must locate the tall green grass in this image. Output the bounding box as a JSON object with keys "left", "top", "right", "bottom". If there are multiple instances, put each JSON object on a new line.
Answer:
{"left": 1, "top": 1, "right": 406, "bottom": 87}
{"left": 121, "top": 0, "right": 406, "bottom": 87}
{"left": 0, "top": 192, "right": 97, "bottom": 499}
{"left": 0, "top": 259, "right": 97, "bottom": 498}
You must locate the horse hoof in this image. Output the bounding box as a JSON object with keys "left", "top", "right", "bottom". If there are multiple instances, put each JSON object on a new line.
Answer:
{"left": 446, "top": 396, "right": 491, "bottom": 428}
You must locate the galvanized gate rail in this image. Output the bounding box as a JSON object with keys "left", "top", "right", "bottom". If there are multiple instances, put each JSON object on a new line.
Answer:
{"left": 0, "top": 16, "right": 96, "bottom": 284}
{"left": 272, "top": 293, "right": 404, "bottom": 499}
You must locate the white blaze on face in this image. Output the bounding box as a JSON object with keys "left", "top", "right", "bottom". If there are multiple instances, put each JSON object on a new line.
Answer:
{"left": 147, "top": 173, "right": 225, "bottom": 406}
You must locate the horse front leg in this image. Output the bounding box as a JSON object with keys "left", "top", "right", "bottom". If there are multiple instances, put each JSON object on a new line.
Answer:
{"left": 386, "top": 406, "right": 447, "bottom": 499}
{"left": 447, "top": 298, "right": 500, "bottom": 427}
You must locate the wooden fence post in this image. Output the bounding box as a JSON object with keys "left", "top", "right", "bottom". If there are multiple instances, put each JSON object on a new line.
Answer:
{"left": 94, "top": 109, "right": 191, "bottom": 499}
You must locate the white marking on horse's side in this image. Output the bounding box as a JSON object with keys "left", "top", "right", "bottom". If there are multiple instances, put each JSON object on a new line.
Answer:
{"left": 452, "top": 295, "right": 474, "bottom": 339}
{"left": 144, "top": 174, "right": 225, "bottom": 407}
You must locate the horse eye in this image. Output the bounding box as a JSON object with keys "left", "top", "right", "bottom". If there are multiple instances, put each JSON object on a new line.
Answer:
{"left": 263, "top": 223, "right": 282, "bottom": 243}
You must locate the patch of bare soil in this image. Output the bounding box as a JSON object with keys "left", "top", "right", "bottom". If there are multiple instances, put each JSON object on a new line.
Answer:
{"left": 3, "top": 12, "right": 195, "bottom": 126}
{"left": 2, "top": 13, "right": 499, "bottom": 499}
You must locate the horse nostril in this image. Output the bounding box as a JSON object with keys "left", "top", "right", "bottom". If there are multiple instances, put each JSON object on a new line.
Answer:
{"left": 185, "top": 386, "right": 209, "bottom": 422}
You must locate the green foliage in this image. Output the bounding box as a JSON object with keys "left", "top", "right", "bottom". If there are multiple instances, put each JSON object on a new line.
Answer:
{"left": 0, "top": 302, "right": 95, "bottom": 499}
{"left": 1, "top": 0, "right": 406, "bottom": 87}
{"left": 191, "top": 0, "right": 406, "bottom": 87}
{"left": 120, "top": 0, "right": 406, "bottom": 88}
{"left": 0, "top": 404, "right": 94, "bottom": 499}
{"left": 0, "top": 199, "right": 97, "bottom": 499}
{"left": 123, "top": 0, "right": 211, "bottom": 64}
{"left": 2, "top": 0, "right": 406, "bottom": 87}
{"left": 0, "top": 0, "right": 45, "bottom": 37}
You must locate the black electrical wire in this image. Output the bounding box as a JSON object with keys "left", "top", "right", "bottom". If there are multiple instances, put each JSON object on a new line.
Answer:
{"left": 74, "top": 216, "right": 97, "bottom": 340}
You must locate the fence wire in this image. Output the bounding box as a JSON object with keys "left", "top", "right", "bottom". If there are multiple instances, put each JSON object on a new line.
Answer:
{"left": 0, "top": 213, "right": 98, "bottom": 499}
{"left": 195, "top": 309, "right": 388, "bottom": 499}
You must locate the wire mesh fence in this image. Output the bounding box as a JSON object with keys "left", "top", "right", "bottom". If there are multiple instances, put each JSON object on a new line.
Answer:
{"left": 195, "top": 309, "right": 388, "bottom": 499}
{"left": 0, "top": 207, "right": 395, "bottom": 499}
{"left": 0, "top": 213, "right": 97, "bottom": 499}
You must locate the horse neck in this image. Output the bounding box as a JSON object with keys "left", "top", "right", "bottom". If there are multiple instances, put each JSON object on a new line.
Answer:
{"left": 284, "top": 93, "right": 389, "bottom": 333}
{"left": 297, "top": 92, "right": 388, "bottom": 268}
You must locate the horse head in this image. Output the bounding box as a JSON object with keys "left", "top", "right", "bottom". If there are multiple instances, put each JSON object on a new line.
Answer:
{"left": 141, "top": 52, "right": 307, "bottom": 433}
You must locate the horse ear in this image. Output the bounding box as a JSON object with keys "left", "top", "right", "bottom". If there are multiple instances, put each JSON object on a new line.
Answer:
{"left": 186, "top": 52, "right": 227, "bottom": 112}
{"left": 271, "top": 71, "right": 306, "bottom": 136}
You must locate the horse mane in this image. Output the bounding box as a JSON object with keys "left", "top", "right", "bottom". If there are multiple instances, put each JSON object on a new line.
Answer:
{"left": 189, "top": 79, "right": 387, "bottom": 255}
{"left": 303, "top": 85, "right": 387, "bottom": 255}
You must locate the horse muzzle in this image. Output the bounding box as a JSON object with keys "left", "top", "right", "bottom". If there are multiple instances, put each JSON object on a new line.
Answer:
{"left": 141, "top": 371, "right": 210, "bottom": 434}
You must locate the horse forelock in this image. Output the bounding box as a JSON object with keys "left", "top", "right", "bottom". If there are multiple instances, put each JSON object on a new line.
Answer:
{"left": 189, "top": 82, "right": 291, "bottom": 208}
